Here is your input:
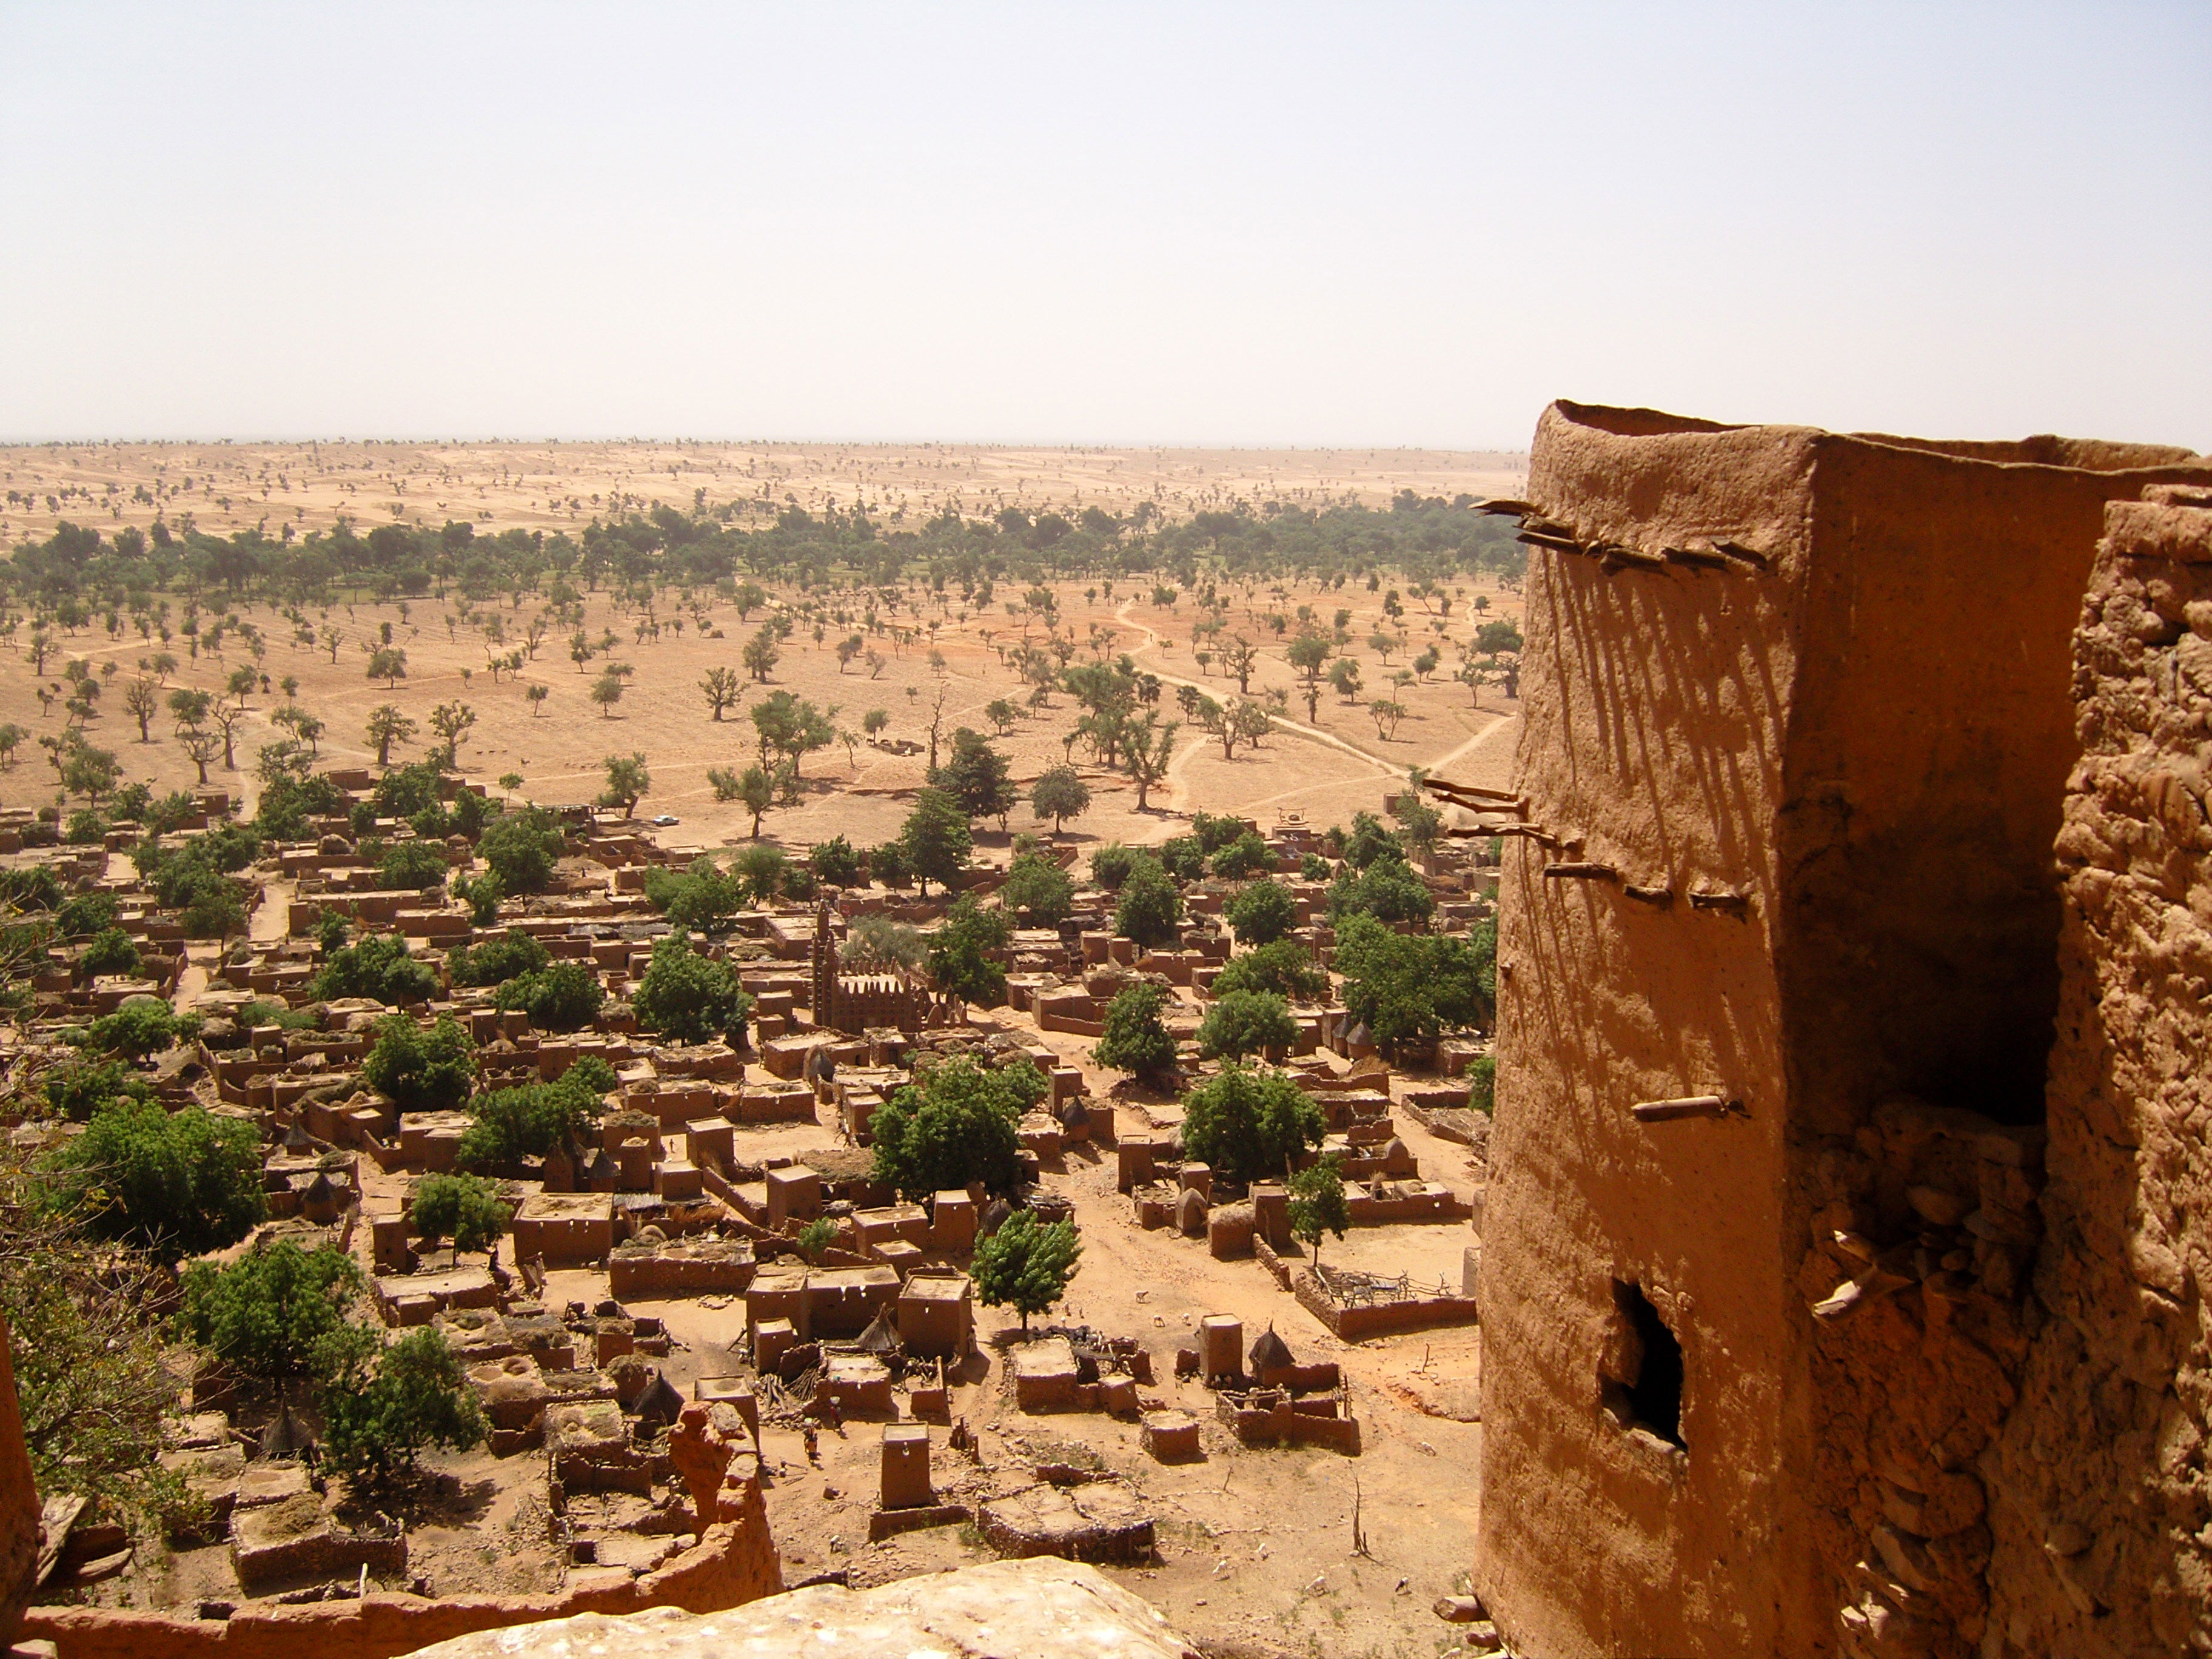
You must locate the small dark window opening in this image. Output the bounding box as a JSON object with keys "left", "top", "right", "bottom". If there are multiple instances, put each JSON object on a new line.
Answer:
{"left": 1604, "top": 1280, "right": 1685, "bottom": 1450}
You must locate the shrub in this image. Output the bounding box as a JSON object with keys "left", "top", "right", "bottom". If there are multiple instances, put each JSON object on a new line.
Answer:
{"left": 1300, "top": 851, "right": 1332, "bottom": 881}
{"left": 1178, "top": 1062, "right": 1326, "bottom": 1185}
{"left": 1114, "top": 856, "right": 1182, "bottom": 948}
{"left": 36, "top": 1098, "right": 267, "bottom": 1262}
{"left": 868, "top": 1054, "right": 1044, "bottom": 1201}
{"left": 494, "top": 960, "right": 606, "bottom": 1033}
{"left": 563, "top": 1053, "right": 620, "bottom": 1096}
{"left": 1093, "top": 981, "right": 1176, "bottom": 1084}
{"left": 321, "top": 1327, "right": 486, "bottom": 1482}
{"left": 315, "top": 932, "right": 440, "bottom": 1004}
{"left": 632, "top": 934, "right": 751, "bottom": 1046}
{"left": 999, "top": 851, "right": 1075, "bottom": 926}
{"left": 1089, "top": 843, "right": 1136, "bottom": 891}
{"left": 1467, "top": 1054, "right": 1497, "bottom": 1115}
{"left": 446, "top": 928, "right": 551, "bottom": 988}
{"left": 174, "top": 1241, "right": 375, "bottom": 1379}
{"left": 1196, "top": 989, "right": 1298, "bottom": 1062}
{"left": 971, "top": 1210, "right": 1082, "bottom": 1334}
{"left": 363, "top": 1013, "right": 478, "bottom": 1113}
{"left": 78, "top": 926, "right": 142, "bottom": 979}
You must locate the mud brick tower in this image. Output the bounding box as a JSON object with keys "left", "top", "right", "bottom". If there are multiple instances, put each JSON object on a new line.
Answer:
{"left": 1473, "top": 402, "right": 2212, "bottom": 1658}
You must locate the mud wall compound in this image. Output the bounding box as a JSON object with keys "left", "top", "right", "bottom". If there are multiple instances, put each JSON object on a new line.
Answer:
{"left": 1474, "top": 403, "right": 2212, "bottom": 1658}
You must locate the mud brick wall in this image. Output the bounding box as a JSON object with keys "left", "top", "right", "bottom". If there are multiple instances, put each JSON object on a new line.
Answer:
{"left": 1982, "top": 488, "right": 2212, "bottom": 1657}
{"left": 1476, "top": 402, "right": 2212, "bottom": 1659}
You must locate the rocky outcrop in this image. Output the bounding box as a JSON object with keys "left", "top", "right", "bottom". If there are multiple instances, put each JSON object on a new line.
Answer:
{"left": 400, "top": 1558, "right": 1198, "bottom": 1659}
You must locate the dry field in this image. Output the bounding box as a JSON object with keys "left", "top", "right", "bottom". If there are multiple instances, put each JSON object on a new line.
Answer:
{"left": 0, "top": 440, "right": 1526, "bottom": 546}
{"left": 0, "top": 452, "right": 1530, "bottom": 846}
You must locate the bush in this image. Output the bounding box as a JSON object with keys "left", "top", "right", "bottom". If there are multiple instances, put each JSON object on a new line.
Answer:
{"left": 56, "top": 892, "right": 116, "bottom": 937}
{"left": 447, "top": 929, "right": 551, "bottom": 988}
{"left": 39, "top": 1056, "right": 153, "bottom": 1122}
{"left": 1093, "top": 982, "right": 1176, "bottom": 1084}
{"left": 363, "top": 1013, "right": 478, "bottom": 1113}
{"left": 455, "top": 869, "right": 504, "bottom": 925}
{"left": 410, "top": 1174, "right": 510, "bottom": 1255}
{"left": 1196, "top": 989, "right": 1298, "bottom": 1062}
{"left": 1467, "top": 1054, "right": 1496, "bottom": 1115}
{"left": 1300, "top": 851, "right": 1332, "bottom": 881}
{"left": 999, "top": 851, "right": 1075, "bottom": 926}
{"left": 378, "top": 841, "right": 449, "bottom": 892}
{"left": 315, "top": 932, "right": 440, "bottom": 1004}
{"left": 927, "top": 896, "right": 1011, "bottom": 1008}
{"left": 175, "top": 1241, "right": 375, "bottom": 1381}
{"left": 1090, "top": 843, "right": 1136, "bottom": 891}
{"left": 810, "top": 835, "right": 863, "bottom": 888}
{"left": 78, "top": 926, "right": 142, "bottom": 979}
{"left": 35, "top": 1097, "right": 264, "bottom": 1260}
{"left": 632, "top": 934, "right": 751, "bottom": 1046}
{"left": 494, "top": 960, "right": 606, "bottom": 1033}
{"left": 1114, "top": 856, "right": 1182, "bottom": 948}
{"left": 971, "top": 1210, "right": 1082, "bottom": 1334}
{"left": 64, "top": 809, "right": 109, "bottom": 846}
{"left": 1178, "top": 1062, "right": 1326, "bottom": 1185}
{"left": 456, "top": 1079, "right": 601, "bottom": 1171}
{"left": 1212, "top": 940, "right": 1329, "bottom": 1003}
{"left": 321, "top": 1327, "right": 486, "bottom": 1483}
{"left": 477, "top": 806, "right": 565, "bottom": 893}
{"left": 868, "top": 1054, "right": 1044, "bottom": 1200}
{"left": 1223, "top": 879, "right": 1296, "bottom": 946}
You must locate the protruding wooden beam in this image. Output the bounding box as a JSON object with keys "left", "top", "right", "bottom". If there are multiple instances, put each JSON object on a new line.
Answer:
{"left": 1712, "top": 540, "right": 1773, "bottom": 571}
{"left": 1687, "top": 890, "right": 1752, "bottom": 915}
{"left": 1631, "top": 1095, "right": 1744, "bottom": 1124}
{"left": 1622, "top": 884, "right": 1674, "bottom": 907}
{"left": 1596, "top": 543, "right": 1668, "bottom": 572}
{"left": 1543, "top": 862, "right": 1620, "bottom": 881}
{"left": 1663, "top": 546, "right": 1732, "bottom": 571}
{"left": 1475, "top": 498, "right": 1535, "bottom": 517}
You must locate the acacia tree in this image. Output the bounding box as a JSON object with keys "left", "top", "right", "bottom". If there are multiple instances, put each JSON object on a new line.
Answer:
{"left": 699, "top": 665, "right": 742, "bottom": 721}
{"left": 598, "top": 752, "right": 651, "bottom": 817}
{"left": 366, "top": 647, "right": 407, "bottom": 688}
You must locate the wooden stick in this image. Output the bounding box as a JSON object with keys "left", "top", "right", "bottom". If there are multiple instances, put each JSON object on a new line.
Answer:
{"left": 1663, "top": 547, "right": 1732, "bottom": 570}
{"left": 1475, "top": 498, "right": 1535, "bottom": 517}
{"left": 1687, "top": 890, "right": 1752, "bottom": 914}
{"left": 1424, "top": 779, "right": 1523, "bottom": 804}
{"left": 1631, "top": 1095, "right": 1741, "bottom": 1123}
{"left": 1543, "top": 862, "right": 1619, "bottom": 881}
{"left": 1597, "top": 543, "right": 1668, "bottom": 571}
{"left": 1622, "top": 885, "right": 1674, "bottom": 907}
{"left": 1712, "top": 540, "right": 1772, "bottom": 571}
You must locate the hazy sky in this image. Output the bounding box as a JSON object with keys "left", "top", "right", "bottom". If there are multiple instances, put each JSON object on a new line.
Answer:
{"left": 2, "top": 2, "right": 2206, "bottom": 448}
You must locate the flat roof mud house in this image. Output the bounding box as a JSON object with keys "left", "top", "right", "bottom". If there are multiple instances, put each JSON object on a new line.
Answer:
{"left": 1474, "top": 401, "right": 2212, "bottom": 1658}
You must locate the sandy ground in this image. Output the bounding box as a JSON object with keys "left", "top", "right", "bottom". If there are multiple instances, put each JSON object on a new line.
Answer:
{"left": 0, "top": 569, "right": 1524, "bottom": 848}
{"left": 0, "top": 442, "right": 1526, "bottom": 548}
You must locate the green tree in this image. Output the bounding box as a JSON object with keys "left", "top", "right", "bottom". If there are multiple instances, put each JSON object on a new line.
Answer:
{"left": 1224, "top": 877, "right": 1298, "bottom": 945}
{"left": 645, "top": 857, "right": 745, "bottom": 931}
{"left": 971, "top": 1210, "right": 1082, "bottom": 1335}
{"left": 598, "top": 751, "right": 651, "bottom": 817}
{"left": 363, "top": 1013, "right": 478, "bottom": 1112}
{"left": 1327, "top": 854, "right": 1435, "bottom": 925}
{"left": 77, "top": 927, "right": 142, "bottom": 979}
{"left": 492, "top": 962, "right": 606, "bottom": 1033}
{"left": 314, "top": 931, "right": 440, "bottom": 1004}
{"left": 35, "top": 1098, "right": 266, "bottom": 1263}
{"left": 1089, "top": 843, "right": 1137, "bottom": 890}
{"left": 1209, "top": 830, "right": 1274, "bottom": 882}
{"left": 1196, "top": 989, "right": 1298, "bottom": 1062}
{"left": 810, "top": 835, "right": 862, "bottom": 887}
{"left": 699, "top": 665, "right": 742, "bottom": 721}
{"left": 410, "top": 1174, "right": 511, "bottom": 1258}
{"left": 742, "top": 624, "right": 781, "bottom": 681}
{"left": 1178, "top": 1062, "right": 1326, "bottom": 1185}
{"left": 899, "top": 786, "right": 973, "bottom": 897}
{"left": 378, "top": 840, "right": 449, "bottom": 892}
{"left": 1467, "top": 1053, "right": 1497, "bottom": 1115}
{"left": 1093, "top": 981, "right": 1176, "bottom": 1085}
{"left": 81, "top": 997, "right": 196, "bottom": 1061}
{"left": 321, "top": 1327, "right": 486, "bottom": 1483}
{"left": 632, "top": 934, "right": 751, "bottom": 1046}
{"left": 1212, "top": 940, "right": 1329, "bottom": 1003}
{"left": 590, "top": 669, "right": 625, "bottom": 717}
{"left": 1288, "top": 1155, "right": 1350, "bottom": 1272}
{"left": 1028, "top": 764, "right": 1091, "bottom": 835}
{"left": 366, "top": 646, "right": 407, "bottom": 688}
{"left": 714, "top": 762, "right": 776, "bottom": 837}
{"left": 1331, "top": 912, "right": 1493, "bottom": 1059}
{"left": 868, "top": 1054, "right": 1045, "bottom": 1201}
{"left": 999, "top": 850, "right": 1075, "bottom": 925}
{"left": 930, "top": 728, "right": 1017, "bottom": 826}
{"left": 750, "top": 690, "right": 839, "bottom": 780}
{"left": 457, "top": 1078, "right": 602, "bottom": 1170}
{"left": 174, "top": 1242, "right": 376, "bottom": 1381}
{"left": 446, "top": 928, "right": 551, "bottom": 988}
{"left": 427, "top": 700, "right": 475, "bottom": 766}
{"left": 478, "top": 806, "right": 564, "bottom": 892}
{"left": 1114, "top": 855, "right": 1182, "bottom": 948}
{"left": 927, "top": 895, "right": 1011, "bottom": 1007}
